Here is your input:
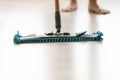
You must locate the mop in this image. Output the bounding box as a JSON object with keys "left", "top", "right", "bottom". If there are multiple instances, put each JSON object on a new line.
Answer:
{"left": 13, "top": 0, "right": 103, "bottom": 44}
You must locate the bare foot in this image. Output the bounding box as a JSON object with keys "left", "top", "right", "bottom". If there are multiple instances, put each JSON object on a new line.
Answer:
{"left": 61, "top": 3, "right": 77, "bottom": 12}
{"left": 89, "top": 5, "right": 110, "bottom": 14}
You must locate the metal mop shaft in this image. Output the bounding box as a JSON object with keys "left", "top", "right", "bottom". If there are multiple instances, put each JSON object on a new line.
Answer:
{"left": 55, "top": 0, "right": 61, "bottom": 33}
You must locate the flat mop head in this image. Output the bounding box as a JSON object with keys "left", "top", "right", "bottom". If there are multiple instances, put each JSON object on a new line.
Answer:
{"left": 14, "top": 31, "right": 103, "bottom": 44}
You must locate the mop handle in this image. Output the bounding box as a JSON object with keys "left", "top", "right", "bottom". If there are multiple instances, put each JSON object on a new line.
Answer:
{"left": 55, "top": 0, "right": 61, "bottom": 33}
{"left": 55, "top": 0, "right": 60, "bottom": 12}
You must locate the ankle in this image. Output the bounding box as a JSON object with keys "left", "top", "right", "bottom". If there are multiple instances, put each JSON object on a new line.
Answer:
{"left": 89, "top": 3, "right": 99, "bottom": 9}
{"left": 70, "top": 0, "right": 77, "bottom": 5}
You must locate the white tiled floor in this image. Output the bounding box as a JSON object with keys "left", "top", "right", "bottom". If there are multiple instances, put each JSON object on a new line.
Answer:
{"left": 0, "top": 0, "right": 120, "bottom": 80}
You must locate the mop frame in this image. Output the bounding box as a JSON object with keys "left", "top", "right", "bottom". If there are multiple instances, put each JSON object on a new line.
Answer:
{"left": 14, "top": 31, "right": 103, "bottom": 44}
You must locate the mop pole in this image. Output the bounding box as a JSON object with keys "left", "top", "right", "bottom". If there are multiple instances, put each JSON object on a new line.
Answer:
{"left": 55, "top": 0, "right": 61, "bottom": 33}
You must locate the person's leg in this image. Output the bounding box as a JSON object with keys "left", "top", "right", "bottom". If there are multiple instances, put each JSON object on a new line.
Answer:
{"left": 89, "top": 0, "right": 110, "bottom": 14}
{"left": 61, "top": 0, "right": 77, "bottom": 12}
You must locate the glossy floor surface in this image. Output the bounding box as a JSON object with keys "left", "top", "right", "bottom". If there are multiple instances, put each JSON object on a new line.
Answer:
{"left": 0, "top": 0, "right": 120, "bottom": 80}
